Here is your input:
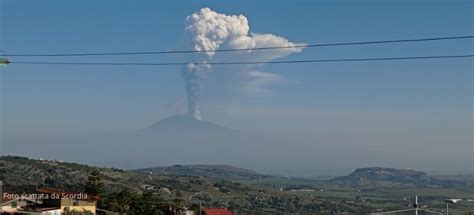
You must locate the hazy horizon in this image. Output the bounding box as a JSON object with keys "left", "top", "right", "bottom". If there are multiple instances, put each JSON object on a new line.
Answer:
{"left": 3, "top": 111, "right": 472, "bottom": 177}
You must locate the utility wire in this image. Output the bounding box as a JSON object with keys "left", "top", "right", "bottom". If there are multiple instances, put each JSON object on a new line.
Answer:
{"left": 10, "top": 54, "right": 474, "bottom": 66}
{"left": 6, "top": 35, "right": 474, "bottom": 57}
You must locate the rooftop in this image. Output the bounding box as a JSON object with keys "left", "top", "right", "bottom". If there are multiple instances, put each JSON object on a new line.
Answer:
{"left": 204, "top": 208, "right": 234, "bottom": 215}
{"left": 37, "top": 187, "right": 100, "bottom": 202}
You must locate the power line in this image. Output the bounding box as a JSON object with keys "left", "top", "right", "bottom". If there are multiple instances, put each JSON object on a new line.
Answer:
{"left": 10, "top": 54, "right": 474, "bottom": 66}
{"left": 6, "top": 35, "right": 474, "bottom": 57}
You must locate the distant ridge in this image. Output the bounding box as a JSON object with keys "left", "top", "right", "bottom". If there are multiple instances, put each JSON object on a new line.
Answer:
{"left": 331, "top": 167, "right": 460, "bottom": 187}
{"left": 135, "top": 164, "right": 269, "bottom": 181}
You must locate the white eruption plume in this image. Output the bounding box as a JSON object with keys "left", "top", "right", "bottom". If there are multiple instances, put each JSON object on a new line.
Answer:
{"left": 183, "top": 8, "right": 304, "bottom": 120}
{"left": 183, "top": 62, "right": 210, "bottom": 121}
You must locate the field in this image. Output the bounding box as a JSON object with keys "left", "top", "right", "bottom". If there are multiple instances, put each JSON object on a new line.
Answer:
{"left": 240, "top": 177, "right": 474, "bottom": 214}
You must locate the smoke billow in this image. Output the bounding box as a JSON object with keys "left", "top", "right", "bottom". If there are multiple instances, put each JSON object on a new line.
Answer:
{"left": 183, "top": 8, "right": 304, "bottom": 120}
{"left": 183, "top": 62, "right": 210, "bottom": 120}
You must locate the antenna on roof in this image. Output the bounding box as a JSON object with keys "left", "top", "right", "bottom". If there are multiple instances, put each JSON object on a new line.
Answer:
{"left": 414, "top": 195, "right": 418, "bottom": 215}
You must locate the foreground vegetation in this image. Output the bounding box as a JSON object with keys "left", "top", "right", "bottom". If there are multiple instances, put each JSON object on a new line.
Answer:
{"left": 1, "top": 155, "right": 473, "bottom": 214}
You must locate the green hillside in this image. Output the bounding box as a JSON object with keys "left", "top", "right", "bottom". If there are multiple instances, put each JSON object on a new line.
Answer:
{"left": 135, "top": 164, "right": 269, "bottom": 181}
{"left": 330, "top": 167, "right": 465, "bottom": 188}
{"left": 1, "top": 156, "right": 473, "bottom": 214}
{"left": 0, "top": 155, "right": 371, "bottom": 214}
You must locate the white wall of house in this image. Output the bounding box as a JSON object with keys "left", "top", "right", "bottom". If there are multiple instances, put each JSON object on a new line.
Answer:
{"left": 37, "top": 209, "right": 61, "bottom": 215}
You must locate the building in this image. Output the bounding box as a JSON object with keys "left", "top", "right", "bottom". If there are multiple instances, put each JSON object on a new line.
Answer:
{"left": 37, "top": 187, "right": 99, "bottom": 215}
{"left": 371, "top": 208, "right": 443, "bottom": 214}
{"left": 203, "top": 208, "right": 234, "bottom": 215}
{"left": 183, "top": 210, "right": 195, "bottom": 215}
{"left": 1, "top": 193, "right": 61, "bottom": 214}
{"left": 96, "top": 208, "right": 120, "bottom": 215}
{"left": 1, "top": 193, "right": 41, "bottom": 214}
{"left": 1, "top": 188, "right": 99, "bottom": 215}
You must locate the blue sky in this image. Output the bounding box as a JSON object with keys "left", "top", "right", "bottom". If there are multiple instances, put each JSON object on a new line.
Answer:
{"left": 0, "top": 0, "right": 472, "bottom": 174}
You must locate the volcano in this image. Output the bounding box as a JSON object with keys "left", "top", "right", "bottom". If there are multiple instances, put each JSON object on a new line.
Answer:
{"left": 15, "top": 115, "right": 272, "bottom": 170}
{"left": 136, "top": 115, "right": 239, "bottom": 149}
{"left": 146, "top": 115, "right": 232, "bottom": 133}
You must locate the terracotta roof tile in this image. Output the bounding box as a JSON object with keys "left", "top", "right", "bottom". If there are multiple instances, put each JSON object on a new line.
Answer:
{"left": 203, "top": 208, "right": 234, "bottom": 215}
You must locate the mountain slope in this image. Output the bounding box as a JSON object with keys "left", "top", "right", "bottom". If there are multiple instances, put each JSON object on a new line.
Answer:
{"left": 330, "top": 167, "right": 460, "bottom": 187}
{"left": 145, "top": 115, "right": 233, "bottom": 133}
{"left": 0, "top": 155, "right": 372, "bottom": 214}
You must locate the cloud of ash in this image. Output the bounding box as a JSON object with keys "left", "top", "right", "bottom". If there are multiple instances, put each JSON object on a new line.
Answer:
{"left": 183, "top": 7, "right": 305, "bottom": 120}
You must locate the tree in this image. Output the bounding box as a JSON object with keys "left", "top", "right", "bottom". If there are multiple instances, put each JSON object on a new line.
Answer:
{"left": 129, "top": 191, "right": 164, "bottom": 215}
{"left": 84, "top": 169, "right": 105, "bottom": 196}
{"left": 106, "top": 188, "right": 135, "bottom": 213}
{"left": 44, "top": 176, "right": 56, "bottom": 187}
{"left": 166, "top": 197, "right": 186, "bottom": 215}
{"left": 105, "top": 188, "right": 168, "bottom": 214}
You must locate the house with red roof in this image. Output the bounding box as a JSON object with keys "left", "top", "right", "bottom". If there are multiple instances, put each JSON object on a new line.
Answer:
{"left": 203, "top": 208, "right": 234, "bottom": 215}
